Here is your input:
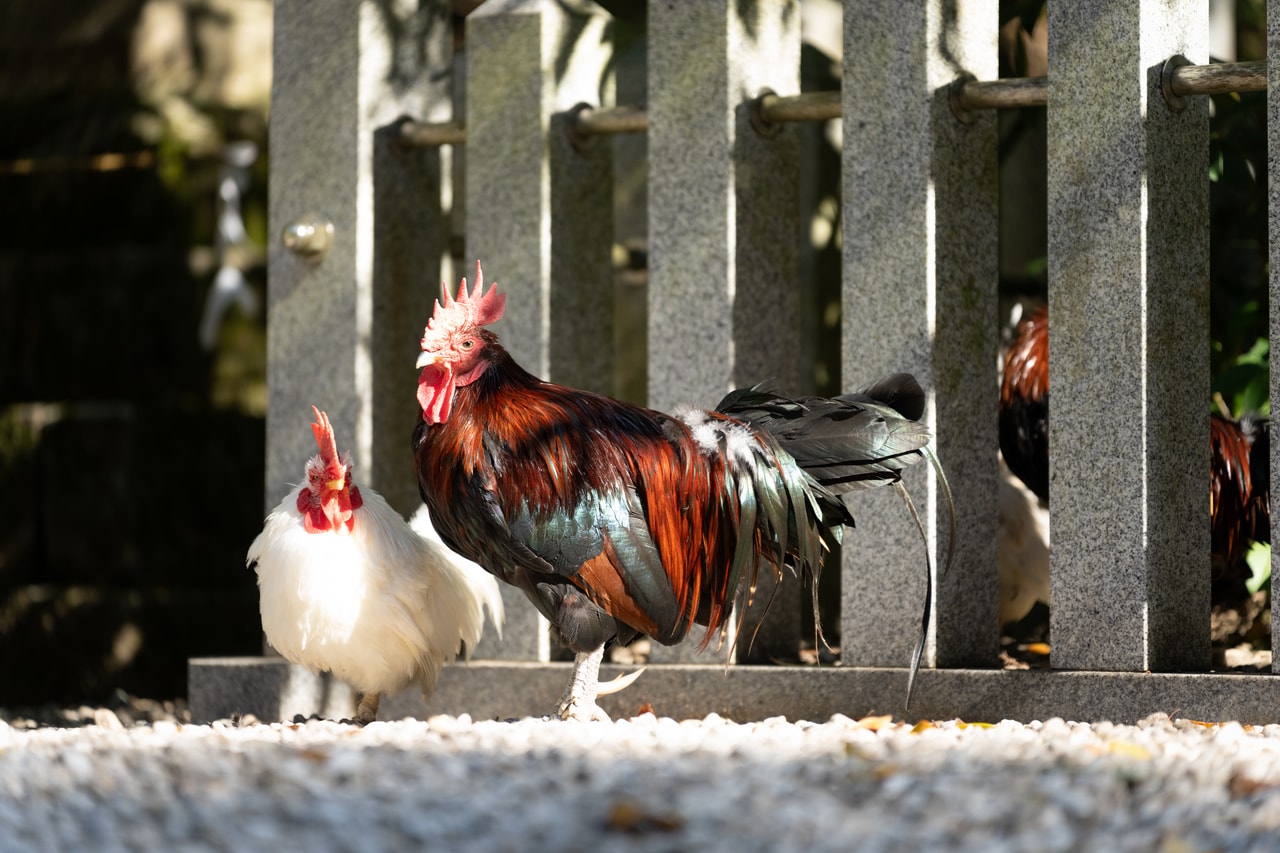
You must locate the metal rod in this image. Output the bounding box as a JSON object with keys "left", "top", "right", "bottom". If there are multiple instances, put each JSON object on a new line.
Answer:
{"left": 399, "top": 119, "right": 466, "bottom": 147}
{"left": 396, "top": 58, "right": 1270, "bottom": 147}
{"left": 571, "top": 105, "right": 649, "bottom": 136}
{"left": 756, "top": 91, "right": 841, "bottom": 124}
{"left": 951, "top": 59, "right": 1266, "bottom": 121}
{"left": 955, "top": 76, "right": 1047, "bottom": 112}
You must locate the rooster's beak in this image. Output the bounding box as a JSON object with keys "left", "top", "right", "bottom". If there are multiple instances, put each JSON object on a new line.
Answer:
{"left": 325, "top": 478, "right": 345, "bottom": 492}
{"left": 416, "top": 350, "right": 446, "bottom": 369}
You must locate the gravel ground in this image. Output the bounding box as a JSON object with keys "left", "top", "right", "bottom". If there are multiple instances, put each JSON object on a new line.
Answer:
{"left": 3, "top": 705, "right": 1280, "bottom": 852}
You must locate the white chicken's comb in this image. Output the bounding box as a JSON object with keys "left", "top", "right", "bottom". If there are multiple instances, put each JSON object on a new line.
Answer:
{"left": 309, "top": 406, "right": 341, "bottom": 465}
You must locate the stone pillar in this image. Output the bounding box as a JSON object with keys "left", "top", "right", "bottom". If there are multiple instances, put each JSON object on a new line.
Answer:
{"left": 645, "top": 0, "right": 803, "bottom": 664}
{"left": 1267, "top": 0, "right": 1280, "bottom": 673}
{"left": 464, "top": 0, "right": 615, "bottom": 660}
{"left": 1047, "top": 0, "right": 1209, "bottom": 671}
{"left": 840, "top": 2, "right": 1001, "bottom": 674}
{"left": 267, "top": 0, "right": 452, "bottom": 518}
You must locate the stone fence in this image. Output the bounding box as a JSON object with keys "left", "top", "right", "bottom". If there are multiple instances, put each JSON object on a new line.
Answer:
{"left": 190, "top": 0, "right": 1280, "bottom": 725}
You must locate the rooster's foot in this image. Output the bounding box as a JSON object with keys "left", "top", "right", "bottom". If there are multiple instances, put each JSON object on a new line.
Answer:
{"left": 555, "top": 647, "right": 608, "bottom": 721}
{"left": 554, "top": 648, "right": 646, "bottom": 722}
{"left": 556, "top": 696, "right": 612, "bottom": 722}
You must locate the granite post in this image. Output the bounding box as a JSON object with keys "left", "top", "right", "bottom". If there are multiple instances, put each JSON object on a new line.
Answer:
{"left": 1046, "top": 0, "right": 1209, "bottom": 671}
{"left": 840, "top": 1, "right": 1001, "bottom": 672}
{"left": 267, "top": 0, "right": 452, "bottom": 519}
{"left": 202, "top": 0, "right": 458, "bottom": 710}
{"left": 464, "top": 0, "right": 615, "bottom": 660}
{"left": 1267, "top": 0, "right": 1280, "bottom": 673}
{"left": 644, "top": 0, "right": 803, "bottom": 664}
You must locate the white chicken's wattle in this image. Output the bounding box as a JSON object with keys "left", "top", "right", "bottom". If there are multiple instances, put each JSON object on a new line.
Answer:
{"left": 247, "top": 407, "right": 503, "bottom": 724}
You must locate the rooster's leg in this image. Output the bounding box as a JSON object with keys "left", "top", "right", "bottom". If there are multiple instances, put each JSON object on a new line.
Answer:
{"left": 555, "top": 648, "right": 647, "bottom": 721}
{"left": 352, "top": 691, "right": 381, "bottom": 726}
{"left": 556, "top": 647, "right": 610, "bottom": 722}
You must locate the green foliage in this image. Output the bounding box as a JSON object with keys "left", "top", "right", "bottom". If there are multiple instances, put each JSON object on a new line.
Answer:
{"left": 1023, "top": 257, "right": 1047, "bottom": 278}
{"left": 1208, "top": 5, "right": 1269, "bottom": 419}
{"left": 1245, "top": 541, "right": 1271, "bottom": 596}
{"left": 1209, "top": 88, "right": 1269, "bottom": 418}
{"left": 1213, "top": 336, "right": 1269, "bottom": 417}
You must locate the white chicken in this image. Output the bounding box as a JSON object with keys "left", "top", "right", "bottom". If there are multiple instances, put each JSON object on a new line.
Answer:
{"left": 248, "top": 406, "right": 504, "bottom": 724}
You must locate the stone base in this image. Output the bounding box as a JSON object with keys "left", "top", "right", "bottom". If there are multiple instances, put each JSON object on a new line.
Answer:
{"left": 189, "top": 657, "right": 1280, "bottom": 725}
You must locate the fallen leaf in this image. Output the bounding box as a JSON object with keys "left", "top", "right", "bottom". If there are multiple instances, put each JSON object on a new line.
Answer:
{"left": 1159, "top": 833, "right": 1197, "bottom": 853}
{"left": 910, "top": 720, "right": 935, "bottom": 733}
{"left": 843, "top": 742, "right": 871, "bottom": 759}
{"left": 852, "top": 715, "right": 895, "bottom": 731}
{"left": 604, "top": 801, "right": 683, "bottom": 833}
{"left": 1025, "top": 642, "right": 1051, "bottom": 655}
{"left": 1108, "top": 742, "right": 1152, "bottom": 760}
{"left": 1229, "top": 773, "right": 1277, "bottom": 798}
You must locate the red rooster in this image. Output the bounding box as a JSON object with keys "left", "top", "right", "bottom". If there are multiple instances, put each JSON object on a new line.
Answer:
{"left": 411, "top": 262, "right": 943, "bottom": 720}
{"left": 249, "top": 407, "right": 504, "bottom": 724}
{"left": 1210, "top": 411, "right": 1271, "bottom": 608}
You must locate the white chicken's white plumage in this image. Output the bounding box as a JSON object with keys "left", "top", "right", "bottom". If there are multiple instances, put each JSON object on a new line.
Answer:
{"left": 247, "top": 407, "right": 503, "bottom": 724}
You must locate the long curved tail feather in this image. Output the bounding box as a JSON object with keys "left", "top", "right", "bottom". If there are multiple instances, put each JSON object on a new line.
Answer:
{"left": 899, "top": 445, "right": 955, "bottom": 713}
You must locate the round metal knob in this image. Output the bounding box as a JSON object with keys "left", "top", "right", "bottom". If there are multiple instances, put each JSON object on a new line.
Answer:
{"left": 281, "top": 214, "right": 334, "bottom": 259}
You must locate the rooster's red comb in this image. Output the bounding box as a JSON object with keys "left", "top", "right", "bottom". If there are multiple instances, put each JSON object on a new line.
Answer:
{"left": 420, "top": 260, "right": 506, "bottom": 352}
{"left": 309, "top": 406, "right": 340, "bottom": 465}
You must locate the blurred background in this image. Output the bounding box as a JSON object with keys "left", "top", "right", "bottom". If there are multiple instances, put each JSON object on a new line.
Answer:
{"left": 0, "top": 0, "right": 272, "bottom": 707}
{"left": 0, "top": 0, "right": 1269, "bottom": 708}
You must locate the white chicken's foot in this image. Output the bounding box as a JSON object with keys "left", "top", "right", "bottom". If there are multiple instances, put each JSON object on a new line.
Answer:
{"left": 352, "top": 691, "right": 381, "bottom": 726}
{"left": 555, "top": 648, "right": 646, "bottom": 721}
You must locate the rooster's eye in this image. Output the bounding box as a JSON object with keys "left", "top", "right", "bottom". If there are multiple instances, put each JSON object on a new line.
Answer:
{"left": 460, "top": 339, "right": 475, "bottom": 350}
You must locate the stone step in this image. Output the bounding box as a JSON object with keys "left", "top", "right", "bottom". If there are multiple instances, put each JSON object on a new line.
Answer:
{"left": 189, "top": 657, "right": 1280, "bottom": 726}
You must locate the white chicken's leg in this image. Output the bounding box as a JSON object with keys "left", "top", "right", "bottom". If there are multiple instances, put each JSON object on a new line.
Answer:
{"left": 555, "top": 647, "right": 647, "bottom": 721}
{"left": 352, "top": 691, "right": 381, "bottom": 726}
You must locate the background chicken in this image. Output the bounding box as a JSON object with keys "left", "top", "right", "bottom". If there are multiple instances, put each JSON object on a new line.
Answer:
{"left": 998, "top": 306, "right": 1272, "bottom": 644}
{"left": 996, "top": 304, "right": 1052, "bottom": 635}
{"left": 998, "top": 459, "right": 1051, "bottom": 628}
{"left": 411, "top": 262, "right": 943, "bottom": 721}
{"left": 1210, "top": 411, "right": 1271, "bottom": 634}
{"left": 248, "top": 406, "right": 504, "bottom": 724}
{"left": 999, "top": 305, "right": 1049, "bottom": 506}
